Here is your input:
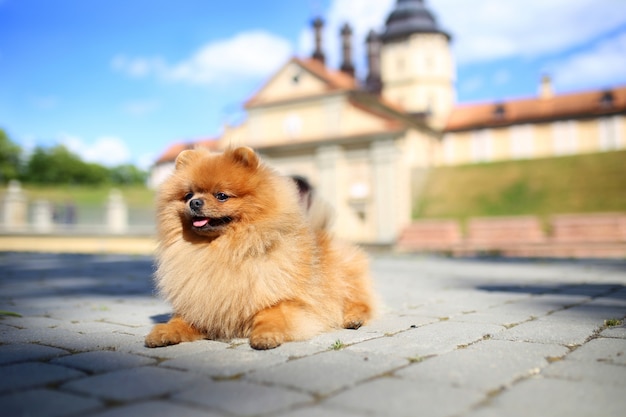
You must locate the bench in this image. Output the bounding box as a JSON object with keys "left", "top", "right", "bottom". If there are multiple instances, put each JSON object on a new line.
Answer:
{"left": 396, "top": 219, "right": 462, "bottom": 251}
{"left": 464, "top": 216, "right": 546, "bottom": 251}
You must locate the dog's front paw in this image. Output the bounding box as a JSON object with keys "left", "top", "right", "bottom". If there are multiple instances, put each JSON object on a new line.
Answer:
{"left": 249, "top": 332, "right": 284, "bottom": 350}
{"left": 343, "top": 318, "right": 364, "bottom": 330}
{"left": 144, "top": 317, "right": 204, "bottom": 348}
{"left": 145, "top": 324, "right": 181, "bottom": 348}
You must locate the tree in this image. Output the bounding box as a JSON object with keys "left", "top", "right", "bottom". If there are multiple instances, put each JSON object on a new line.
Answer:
{"left": 109, "top": 164, "right": 148, "bottom": 185}
{"left": 0, "top": 128, "right": 22, "bottom": 183}
{"left": 23, "top": 144, "right": 109, "bottom": 185}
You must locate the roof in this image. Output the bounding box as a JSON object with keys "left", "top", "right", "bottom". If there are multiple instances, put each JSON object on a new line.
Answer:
{"left": 445, "top": 86, "right": 626, "bottom": 132}
{"left": 381, "top": 0, "right": 450, "bottom": 42}
{"left": 244, "top": 57, "right": 358, "bottom": 108}
{"left": 154, "top": 138, "right": 219, "bottom": 165}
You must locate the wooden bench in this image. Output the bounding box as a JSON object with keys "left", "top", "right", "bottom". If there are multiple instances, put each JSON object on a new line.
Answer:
{"left": 550, "top": 213, "right": 626, "bottom": 243}
{"left": 463, "top": 216, "right": 546, "bottom": 252}
{"left": 396, "top": 219, "right": 462, "bottom": 251}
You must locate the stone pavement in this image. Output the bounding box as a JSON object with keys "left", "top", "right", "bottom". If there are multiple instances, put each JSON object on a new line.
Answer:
{"left": 0, "top": 251, "right": 625, "bottom": 417}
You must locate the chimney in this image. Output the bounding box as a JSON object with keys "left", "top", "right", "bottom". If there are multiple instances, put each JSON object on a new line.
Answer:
{"left": 340, "top": 23, "right": 355, "bottom": 77}
{"left": 539, "top": 74, "right": 553, "bottom": 99}
{"left": 365, "top": 30, "right": 382, "bottom": 94}
{"left": 311, "top": 17, "right": 325, "bottom": 64}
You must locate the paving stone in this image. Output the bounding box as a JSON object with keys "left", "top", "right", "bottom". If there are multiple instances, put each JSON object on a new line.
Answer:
{"left": 89, "top": 400, "right": 224, "bottom": 417}
{"left": 2, "top": 253, "right": 626, "bottom": 417}
{"left": 359, "top": 313, "right": 438, "bottom": 334}
{"left": 275, "top": 405, "right": 369, "bottom": 417}
{"left": 61, "top": 366, "right": 204, "bottom": 401}
{"left": 548, "top": 302, "right": 626, "bottom": 326}
{"left": 0, "top": 388, "right": 103, "bottom": 417}
{"left": 161, "top": 348, "right": 288, "bottom": 378}
{"left": 566, "top": 337, "right": 626, "bottom": 364}
{"left": 306, "top": 327, "right": 384, "bottom": 348}
{"left": 600, "top": 324, "right": 626, "bottom": 339}
{"left": 491, "top": 316, "right": 600, "bottom": 346}
{"left": 0, "top": 362, "right": 85, "bottom": 393}
{"left": 396, "top": 339, "right": 569, "bottom": 392}
{"left": 347, "top": 321, "right": 504, "bottom": 358}
{"left": 234, "top": 339, "right": 327, "bottom": 358}
{"left": 542, "top": 359, "right": 626, "bottom": 385}
{"left": 0, "top": 343, "right": 69, "bottom": 365}
{"left": 51, "top": 350, "right": 157, "bottom": 373}
{"left": 173, "top": 380, "right": 312, "bottom": 416}
{"left": 125, "top": 339, "right": 230, "bottom": 358}
{"left": 324, "top": 376, "right": 484, "bottom": 417}
{"left": 467, "top": 377, "right": 626, "bottom": 417}
{"left": 247, "top": 350, "right": 407, "bottom": 395}
{"left": 5, "top": 326, "right": 140, "bottom": 352}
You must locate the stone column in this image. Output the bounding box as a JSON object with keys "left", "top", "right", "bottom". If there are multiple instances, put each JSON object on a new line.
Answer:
{"left": 32, "top": 199, "right": 53, "bottom": 233}
{"left": 2, "top": 180, "right": 27, "bottom": 231}
{"left": 106, "top": 189, "right": 128, "bottom": 234}
{"left": 315, "top": 145, "right": 344, "bottom": 234}
{"left": 371, "top": 139, "right": 400, "bottom": 244}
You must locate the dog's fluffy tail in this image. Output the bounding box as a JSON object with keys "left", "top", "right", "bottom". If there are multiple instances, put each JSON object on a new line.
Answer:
{"left": 290, "top": 175, "right": 334, "bottom": 231}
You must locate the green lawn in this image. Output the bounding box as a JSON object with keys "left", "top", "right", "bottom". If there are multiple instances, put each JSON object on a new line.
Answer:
{"left": 414, "top": 150, "right": 626, "bottom": 224}
{"left": 3, "top": 185, "right": 156, "bottom": 208}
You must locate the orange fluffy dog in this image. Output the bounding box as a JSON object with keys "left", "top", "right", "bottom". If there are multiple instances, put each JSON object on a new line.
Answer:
{"left": 145, "top": 146, "right": 376, "bottom": 350}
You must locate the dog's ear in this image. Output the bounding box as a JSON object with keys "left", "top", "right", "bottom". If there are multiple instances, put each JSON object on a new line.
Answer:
{"left": 228, "top": 146, "right": 259, "bottom": 168}
{"left": 175, "top": 150, "right": 197, "bottom": 170}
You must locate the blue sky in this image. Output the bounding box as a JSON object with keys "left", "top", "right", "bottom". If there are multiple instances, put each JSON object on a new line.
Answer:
{"left": 1, "top": 0, "right": 626, "bottom": 169}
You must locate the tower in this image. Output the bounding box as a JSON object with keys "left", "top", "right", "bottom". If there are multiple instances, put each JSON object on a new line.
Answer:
{"left": 379, "top": 0, "right": 455, "bottom": 129}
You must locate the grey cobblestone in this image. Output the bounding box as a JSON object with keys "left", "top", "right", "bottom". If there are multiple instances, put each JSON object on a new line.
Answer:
{"left": 0, "top": 362, "right": 85, "bottom": 393}
{"left": 88, "top": 401, "right": 224, "bottom": 417}
{"left": 0, "top": 389, "right": 103, "bottom": 417}
{"left": 0, "top": 343, "right": 69, "bottom": 365}
{"left": 61, "top": 366, "right": 204, "bottom": 401}
{"left": 1, "top": 252, "right": 625, "bottom": 417}
{"left": 247, "top": 349, "right": 407, "bottom": 395}
{"left": 395, "top": 339, "right": 569, "bottom": 392}
{"left": 51, "top": 350, "right": 157, "bottom": 373}
{"left": 173, "top": 380, "right": 312, "bottom": 416}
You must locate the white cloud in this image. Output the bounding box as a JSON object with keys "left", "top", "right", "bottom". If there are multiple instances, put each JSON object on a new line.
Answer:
{"left": 136, "top": 152, "right": 157, "bottom": 171}
{"left": 549, "top": 31, "right": 626, "bottom": 91}
{"left": 122, "top": 99, "right": 161, "bottom": 117}
{"left": 112, "top": 30, "right": 292, "bottom": 86}
{"left": 60, "top": 134, "right": 132, "bottom": 167}
{"left": 459, "top": 76, "right": 485, "bottom": 95}
{"left": 432, "top": 0, "right": 626, "bottom": 63}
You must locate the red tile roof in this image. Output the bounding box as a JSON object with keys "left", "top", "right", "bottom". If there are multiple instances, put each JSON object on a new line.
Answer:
{"left": 445, "top": 85, "right": 626, "bottom": 132}
{"left": 154, "top": 138, "right": 219, "bottom": 165}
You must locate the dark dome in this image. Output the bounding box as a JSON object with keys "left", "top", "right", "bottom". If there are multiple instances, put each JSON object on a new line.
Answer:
{"left": 381, "top": 0, "right": 450, "bottom": 42}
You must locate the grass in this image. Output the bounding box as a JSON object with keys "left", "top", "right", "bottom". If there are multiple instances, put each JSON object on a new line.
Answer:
{"left": 330, "top": 339, "right": 345, "bottom": 350}
{"left": 604, "top": 318, "right": 623, "bottom": 327}
{"left": 414, "top": 150, "right": 626, "bottom": 226}
{"left": 5, "top": 184, "right": 156, "bottom": 209}
{"left": 0, "top": 310, "right": 22, "bottom": 317}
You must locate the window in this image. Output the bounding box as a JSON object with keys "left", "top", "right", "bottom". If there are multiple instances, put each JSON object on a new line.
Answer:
{"left": 443, "top": 134, "right": 455, "bottom": 164}
{"left": 599, "top": 116, "right": 622, "bottom": 150}
{"left": 552, "top": 121, "right": 577, "bottom": 156}
{"left": 471, "top": 130, "right": 493, "bottom": 162}
{"left": 510, "top": 124, "right": 533, "bottom": 159}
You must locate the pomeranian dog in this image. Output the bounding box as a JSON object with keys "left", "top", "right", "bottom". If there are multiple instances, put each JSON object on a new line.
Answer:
{"left": 145, "top": 146, "right": 376, "bottom": 350}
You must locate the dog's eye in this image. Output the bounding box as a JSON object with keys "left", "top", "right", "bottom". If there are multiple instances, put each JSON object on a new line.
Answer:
{"left": 215, "top": 192, "right": 229, "bottom": 202}
{"left": 183, "top": 192, "right": 194, "bottom": 202}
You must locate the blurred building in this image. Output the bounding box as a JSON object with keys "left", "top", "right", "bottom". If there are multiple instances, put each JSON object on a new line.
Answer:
{"left": 151, "top": 0, "right": 626, "bottom": 244}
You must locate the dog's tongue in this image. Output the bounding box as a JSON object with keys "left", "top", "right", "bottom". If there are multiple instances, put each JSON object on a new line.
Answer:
{"left": 193, "top": 218, "right": 209, "bottom": 228}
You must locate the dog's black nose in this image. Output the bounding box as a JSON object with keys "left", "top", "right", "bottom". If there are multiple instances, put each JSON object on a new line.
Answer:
{"left": 189, "top": 198, "right": 204, "bottom": 210}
